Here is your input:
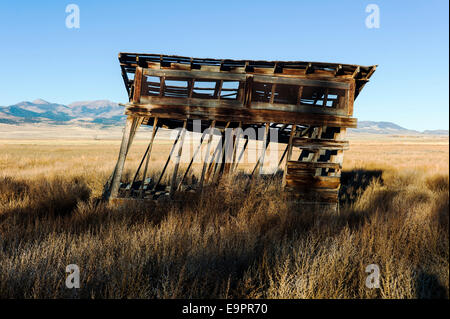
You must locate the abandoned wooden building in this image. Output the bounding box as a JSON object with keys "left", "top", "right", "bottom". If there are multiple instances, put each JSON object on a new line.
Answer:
{"left": 102, "top": 52, "right": 376, "bottom": 205}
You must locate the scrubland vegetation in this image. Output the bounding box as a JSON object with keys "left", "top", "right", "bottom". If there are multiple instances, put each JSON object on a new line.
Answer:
{"left": 0, "top": 136, "right": 448, "bottom": 298}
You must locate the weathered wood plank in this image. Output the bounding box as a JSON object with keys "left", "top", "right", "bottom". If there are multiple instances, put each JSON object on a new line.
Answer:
{"left": 137, "top": 117, "right": 158, "bottom": 197}
{"left": 109, "top": 116, "right": 139, "bottom": 198}
{"left": 177, "top": 125, "right": 210, "bottom": 191}
{"left": 125, "top": 104, "right": 358, "bottom": 128}
{"left": 199, "top": 120, "right": 216, "bottom": 191}
{"left": 292, "top": 137, "right": 349, "bottom": 150}
{"left": 143, "top": 68, "right": 246, "bottom": 81}
{"left": 170, "top": 120, "right": 187, "bottom": 198}
{"left": 132, "top": 67, "right": 143, "bottom": 103}
{"left": 153, "top": 124, "right": 185, "bottom": 191}
{"left": 139, "top": 96, "right": 243, "bottom": 109}
{"left": 285, "top": 175, "right": 341, "bottom": 189}
{"left": 252, "top": 74, "right": 351, "bottom": 90}
{"left": 142, "top": 68, "right": 351, "bottom": 90}
{"left": 250, "top": 101, "right": 347, "bottom": 116}
{"left": 282, "top": 124, "right": 296, "bottom": 187}
{"left": 286, "top": 161, "right": 342, "bottom": 170}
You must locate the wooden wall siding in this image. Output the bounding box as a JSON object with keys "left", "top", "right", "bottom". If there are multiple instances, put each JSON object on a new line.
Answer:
{"left": 119, "top": 52, "right": 377, "bottom": 98}
{"left": 134, "top": 67, "right": 353, "bottom": 122}
{"left": 103, "top": 53, "right": 376, "bottom": 206}
{"left": 282, "top": 126, "right": 346, "bottom": 203}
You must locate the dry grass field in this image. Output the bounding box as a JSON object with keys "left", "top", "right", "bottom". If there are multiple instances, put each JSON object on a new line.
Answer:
{"left": 0, "top": 133, "right": 448, "bottom": 298}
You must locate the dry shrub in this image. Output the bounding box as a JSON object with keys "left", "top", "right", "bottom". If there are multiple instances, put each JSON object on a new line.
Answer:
{"left": 425, "top": 174, "right": 449, "bottom": 193}
{"left": 0, "top": 167, "right": 448, "bottom": 299}
{"left": 0, "top": 177, "right": 29, "bottom": 202}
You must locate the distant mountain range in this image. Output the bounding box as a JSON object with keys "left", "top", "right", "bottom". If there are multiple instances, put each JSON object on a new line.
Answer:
{"left": 0, "top": 99, "right": 448, "bottom": 135}
{"left": 0, "top": 99, "right": 125, "bottom": 126}
{"left": 350, "top": 121, "right": 448, "bottom": 135}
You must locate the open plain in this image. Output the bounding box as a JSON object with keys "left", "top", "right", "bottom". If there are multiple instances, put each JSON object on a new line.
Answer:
{"left": 0, "top": 132, "right": 448, "bottom": 298}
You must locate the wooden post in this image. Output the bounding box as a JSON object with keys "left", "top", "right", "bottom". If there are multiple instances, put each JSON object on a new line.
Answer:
{"left": 233, "top": 136, "right": 249, "bottom": 173}
{"left": 169, "top": 120, "right": 187, "bottom": 198}
{"left": 282, "top": 124, "right": 296, "bottom": 187}
{"left": 206, "top": 122, "right": 230, "bottom": 183}
{"left": 103, "top": 116, "right": 142, "bottom": 199}
{"left": 273, "top": 144, "right": 289, "bottom": 176}
{"left": 205, "top": 135, "right": 223, "bottom": 183}
{"left": 224, "top": 123, "right": 240, "bottom": 175}
{"left": 177, "top": 125, "right": 210, "bottom": 191}
{"left": 213, "top": 130, "right": 227, "bottom": 182}
{"left": 215, "top": 122, "right": 232, "bottom": 181}
{"left": 153, "top": 123, "right": 185, "bottom": 191}
{"left": 230, "top": 122, "right": 242, "bottom": 173}
{"left": 138, "top": 117, "right": 159, "bottom": 198}
{"left": 127, "top": 118, "right": 159, "bottom": 196}
{"left": 199, "top": 120, "right": 216, "bottom": 192}
{"left": 109, "top": 116, "right": 138, "bottom": 199}
{"left": 251, "top": 123, "right": 270, "bottom": 176}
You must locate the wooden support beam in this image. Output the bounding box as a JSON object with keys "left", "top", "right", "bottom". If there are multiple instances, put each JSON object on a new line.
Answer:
{"left": 286, "top": 161, "right": 341, "bottom": 170}
{"left": 215, "top": 122, "right": 232, "bottom": 180}
{"left": 323, "top": 88, "right": 329, "bottom": 107}
{"left": 211, "top": 130, "right": 227, "bottom": 183}
{"left": 125, "top": 103, "right": 358, "bottom": 128}
{"left": 132, "top": 68, "right": 143, "bottom": 103}
{"left": 292, "top": 137, "right": 349, "bottom": 150}
{"left": 282, "top": 124, "right": 296, "bottom": 187}
{"left": 251, "top": 123, "right": 270, "bottom": 176}
{"left": 269, "top": 83, "right": 277, "bottom": 104}
{"left": 207, "top": 122, "right": 230, "bottom": 183}
{"left": 273, "top": 144, "right": 289, "bottom": 176}
{"left": 177, "top": 125, "right": 211, "bottom": 191}
{"left": 296, "top": 86, "right": 304, "bottom": 105}
{"left": 214, "top": 80, "right": 223, "bottom": 99}
{"left": 205, "top": 135, "right": 223, "bottom": 182}
{"left": 228, "top": 122, "right": 242, "bottom": 174}
{"left": 311, "top": 126, "right": 323, "bottom": 162}
{"left": 153, "top": 123, "right": 185, "bottom": 191}
{"left": 233, "top": 136, "right": 249, "bottom": 173}
{"left": 199, "top": 120, "right": 216, "bottom": 192}
{"left": 142, "top": 68, "right": 351, "bottom": 90}
{"left": 169, "top": 120, "right": 187, "bottom": 198}
{"left": 259, "top": 123, "right": 270, "bottom": 176}
{"left": 137, "top": 117, "right": 159, "bottom": 198}
{"left": 108, "top": 116, "right": 141, "bottom": 199}
{"left": 159, "top": 76, "right": 165, "bottom": 97}
{"left": 103, "top": 116, "right": 142, "bottom": 196}
{"left": 284, "top": 175, "right": 340, "bottom": 189}
{"left": 188, "top": 79, "right": 194, "bottom": 98}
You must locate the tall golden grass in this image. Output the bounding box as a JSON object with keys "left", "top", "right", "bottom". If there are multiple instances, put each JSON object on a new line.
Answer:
{"left": 0, "top": 136, "right": 448, "bottom": 298}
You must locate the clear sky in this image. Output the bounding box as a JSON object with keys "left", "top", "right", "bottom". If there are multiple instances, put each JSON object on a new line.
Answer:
{"left": 0, "top": 0, "right": 448, "bottom": 130}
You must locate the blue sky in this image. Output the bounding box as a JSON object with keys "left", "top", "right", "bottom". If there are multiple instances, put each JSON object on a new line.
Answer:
{"left": 0, "top": 0, "right": 448, "bottom": 130}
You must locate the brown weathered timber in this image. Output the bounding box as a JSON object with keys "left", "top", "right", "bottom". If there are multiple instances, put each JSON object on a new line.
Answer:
{"left": 109, "top": 116, "right": 140, "bottom": 198}
{"left": 292, "top": 137, "right": 349, "bottom": 150}
{"left": 102, "top": 52, "right": 376, "bottom": 205}
{"left": 284, "top": 176, "right": 340, "bottom": 189}
{"left": 125, "top": 104, "right": 358, "bottom": 128}
{"left": 286, "top": 161, "right": 342, "bottom": 170}
{"left": 136, "top": 117, "right": 158, "bottom": 197}
{"left": 169, "top": 120, "right": 187, "bottom": 197}
{"left": 199, "top": 120, "right": 216, "bottom": 191}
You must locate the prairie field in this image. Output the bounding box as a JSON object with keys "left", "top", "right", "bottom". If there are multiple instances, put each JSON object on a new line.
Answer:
{"left": 0, "top": 134, "right": 448, "bottom": 298}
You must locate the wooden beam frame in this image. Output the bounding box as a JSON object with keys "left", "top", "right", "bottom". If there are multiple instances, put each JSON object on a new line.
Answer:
{"left": 251, "top": 123, "right": 270, "bottom": 176}
{"left": 152, "top": 123, "right": 185, "bottom": 192}
{"left": 199, "top": 120, "right": 216, "bottom": 192}
{"left": 169, "top": 120, "right": 187, "bottom": 198}
{"left": 108, "top": 115, "right": 142, "bottom": 199}
{"left": 177, "top": 124, "right": 211, "bottom": 191}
